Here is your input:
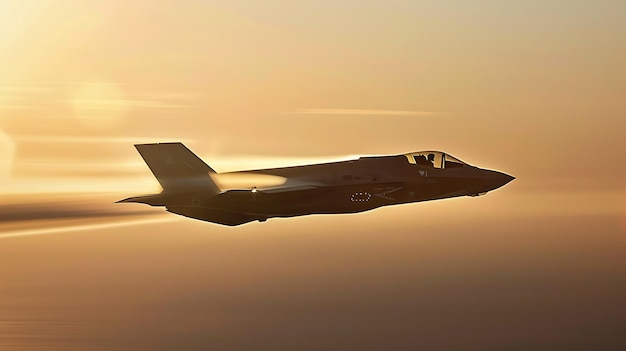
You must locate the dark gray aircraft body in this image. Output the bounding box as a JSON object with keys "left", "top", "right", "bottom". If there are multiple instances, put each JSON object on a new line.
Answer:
{"left": 118, "top": 143, "right": 514, "bottom": 226}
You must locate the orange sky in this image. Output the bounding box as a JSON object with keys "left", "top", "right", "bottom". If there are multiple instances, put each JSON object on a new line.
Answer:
{"left": 0, "top": 2, "right": 625, "bottom": 348}
{"left": 0, "top": 0, "right": 623, "bottom": 254}
{"left": 1, "top": 1, "right": 623, "bottom": 194}
{"left": 0, "top": 0, "right": 623, "bottom": 227}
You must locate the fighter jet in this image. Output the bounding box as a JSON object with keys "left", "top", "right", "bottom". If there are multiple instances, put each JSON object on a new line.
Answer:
{"left": 118, "top": 142, "right": 514, "bottom": 226}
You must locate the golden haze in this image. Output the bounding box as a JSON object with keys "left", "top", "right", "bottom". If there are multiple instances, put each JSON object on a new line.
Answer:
{"left": 0, "top": 1, "right": 625, "bottom": 350}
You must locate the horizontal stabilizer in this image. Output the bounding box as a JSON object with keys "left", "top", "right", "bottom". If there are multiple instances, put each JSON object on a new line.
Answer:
{"left": 116, "top": 194, "right": 169, "bottom": 206}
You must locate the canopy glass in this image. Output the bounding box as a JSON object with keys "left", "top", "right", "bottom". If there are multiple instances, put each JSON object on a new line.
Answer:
{"left": 404, "top": 151, "right": 468, "bottom": 169}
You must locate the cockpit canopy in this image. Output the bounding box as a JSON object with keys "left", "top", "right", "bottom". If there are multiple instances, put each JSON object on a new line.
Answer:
{"left": 404, "top": 151, "right": 468, "bottom": 169}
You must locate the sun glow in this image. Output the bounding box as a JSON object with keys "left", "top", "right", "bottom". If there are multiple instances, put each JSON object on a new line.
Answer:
{"left": 210, "top": 173, "right": 287, "bottom": 191}
{"left": 70, "top": 82, "right": 128, "bottom": 129}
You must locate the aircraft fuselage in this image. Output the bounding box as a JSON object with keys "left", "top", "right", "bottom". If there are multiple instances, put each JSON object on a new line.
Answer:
{"left": 120, "top": 146, "right": 514, "bottom": 226}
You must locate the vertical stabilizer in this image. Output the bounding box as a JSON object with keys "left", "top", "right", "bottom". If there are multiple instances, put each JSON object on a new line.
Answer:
{"left": 134, "top": 142, "right": 220, "bottom": 195}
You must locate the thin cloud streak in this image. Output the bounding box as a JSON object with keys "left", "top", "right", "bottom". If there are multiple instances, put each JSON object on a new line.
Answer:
{"left": 0, "top": 195, "right": 163, "bottom": 223}
{"left": 13, "top": 135, "right": 193, "bottom": 144}
{"left": 0, "top": 83, "right": 194, "bottom": 112}
{"left": 0, "top": 104, "right": 39, "bottom": 110}
{"left": 0, "top": 177, "right": 161, "bottom": 194}
{"left": 0, "top": 217, "right": 178, "bottom": 239}
{"left": 17, "top": 159, "right": 145, "bottom": 171}
{"left": 291, "top": 109, "right": 442, "bottom": 116}
{"left": 0, "top": 86, "right": 51, "bottom": 93}
{"left": 68, "top": 98, "right": 192, "bottom": 110}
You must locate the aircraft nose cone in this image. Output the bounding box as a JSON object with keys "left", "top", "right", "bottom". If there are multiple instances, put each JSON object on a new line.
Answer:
{"left": 487, "top": 170, "right": 515, "bottom": 190}
{"left": 504, "top": 173, "right": 515, "bottom": 184}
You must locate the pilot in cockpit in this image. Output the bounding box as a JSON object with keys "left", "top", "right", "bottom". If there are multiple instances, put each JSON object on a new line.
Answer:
{"left": 427, "top": 153, "right": 435, "bottom": 165}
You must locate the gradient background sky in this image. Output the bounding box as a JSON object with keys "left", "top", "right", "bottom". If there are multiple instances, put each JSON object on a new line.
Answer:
{"left": 1, "top": 1, "right": 625, "bottom": 350}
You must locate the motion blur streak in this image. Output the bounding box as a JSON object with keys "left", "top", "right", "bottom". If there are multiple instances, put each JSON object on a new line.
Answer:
{"left": 0, "top": 217, "right": 176, "bottom": 239}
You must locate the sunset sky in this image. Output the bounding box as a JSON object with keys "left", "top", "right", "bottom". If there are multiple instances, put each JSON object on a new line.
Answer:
{"left": 1, "top": 1, "right": 625, "bottom": 349}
